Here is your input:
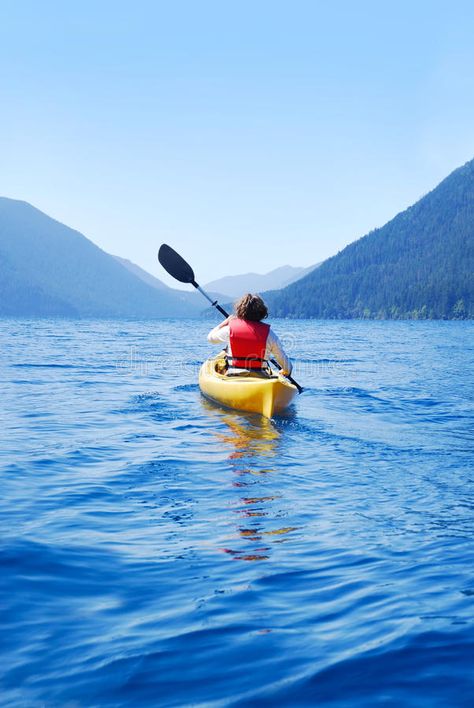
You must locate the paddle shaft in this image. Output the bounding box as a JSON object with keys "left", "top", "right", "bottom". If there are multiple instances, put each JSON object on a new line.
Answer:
{"left": 193, "top": 282, "right": 229, "bottom": 318}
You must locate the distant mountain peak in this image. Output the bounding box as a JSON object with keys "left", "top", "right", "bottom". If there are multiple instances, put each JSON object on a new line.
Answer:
{"left": 204, "top": 263, "right": 319, "bottom": 298}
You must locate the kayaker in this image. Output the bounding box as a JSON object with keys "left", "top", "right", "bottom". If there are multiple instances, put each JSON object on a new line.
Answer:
{"left": 207, "top": 293, "right": 293, "bottom": 376}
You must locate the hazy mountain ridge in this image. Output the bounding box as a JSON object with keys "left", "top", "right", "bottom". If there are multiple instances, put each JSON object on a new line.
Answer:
{"left": 0, "top": 198, "right": 200, "bottom": 318}
{"left": 265, "top": 159, "right": 474, "bottom": 319}
{"left": 113, "top": 255, "right": 169, "bottom": 291}
{"left": 204, "top": 263, "right": 318, "bottom": 298}
{"left": 114, "top": 253, "right": 226, "bottom": 308}
{"left": 0, "top": 247, "right": 78, "bottom": 316}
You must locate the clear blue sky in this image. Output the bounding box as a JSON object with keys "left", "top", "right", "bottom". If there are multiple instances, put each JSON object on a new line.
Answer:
{"left": 1, "top": 0, "right": 474, "bottom": 287}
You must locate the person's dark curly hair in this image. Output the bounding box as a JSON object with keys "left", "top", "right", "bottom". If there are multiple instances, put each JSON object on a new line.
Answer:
{"left": 234, "top": 293, "right": 268, "bottom": 322}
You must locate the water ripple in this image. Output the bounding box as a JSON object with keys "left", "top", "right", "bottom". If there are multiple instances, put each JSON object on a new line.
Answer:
{"left": 0, "top": 318, "right": 473, "bottom": 706}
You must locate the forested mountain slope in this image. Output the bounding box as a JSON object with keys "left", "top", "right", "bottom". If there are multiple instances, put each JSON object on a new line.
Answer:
{"left": 266, "top": 159, "right": 474, "bottom": 319}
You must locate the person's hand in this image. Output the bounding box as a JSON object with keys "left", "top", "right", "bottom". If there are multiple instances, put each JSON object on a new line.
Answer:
{"left": 218, "top": 315, "right": 235, "bottom": 329}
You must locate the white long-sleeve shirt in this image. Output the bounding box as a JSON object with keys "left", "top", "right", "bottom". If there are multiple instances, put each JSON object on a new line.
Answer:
{"left": 207, "top": 322, "right": 293, "bottom": 374}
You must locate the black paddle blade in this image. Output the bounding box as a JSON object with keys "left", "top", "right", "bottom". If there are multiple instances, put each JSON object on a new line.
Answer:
{"left": 158, "top": 244, "right": 196, "bottom": 284}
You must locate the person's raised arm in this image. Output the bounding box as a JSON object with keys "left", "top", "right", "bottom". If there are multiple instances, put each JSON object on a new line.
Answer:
{"left": 267, "top": 331, "right": 292, "bottom": 375}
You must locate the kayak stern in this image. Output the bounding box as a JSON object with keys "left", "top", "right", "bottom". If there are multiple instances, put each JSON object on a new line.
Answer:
{"left": 198, "top": 356, "right": 297, "bottom": 418}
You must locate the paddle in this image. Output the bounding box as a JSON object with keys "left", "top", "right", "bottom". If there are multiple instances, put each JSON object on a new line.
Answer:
{"left": 158, "top": 244, "right": 303, "bottom": 393}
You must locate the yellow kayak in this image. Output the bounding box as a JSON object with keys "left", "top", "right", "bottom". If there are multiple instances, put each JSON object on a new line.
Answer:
{"left": 199, "top": 354, "right": 298, "bottom": 418}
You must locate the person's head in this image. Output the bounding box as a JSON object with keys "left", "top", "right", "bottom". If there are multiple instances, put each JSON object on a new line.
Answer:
{"left": 234, "top": 293, "right": 268, "bottom": 322}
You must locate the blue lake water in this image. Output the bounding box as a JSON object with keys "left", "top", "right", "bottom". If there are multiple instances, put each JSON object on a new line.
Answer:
{"left": 1, "top": 318, "right": 473, "bottom": 707}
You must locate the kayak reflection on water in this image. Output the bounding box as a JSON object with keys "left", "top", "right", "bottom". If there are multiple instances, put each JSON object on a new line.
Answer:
{"left": 214, "top": 412, "right": 280, "bottom": 460}
{"left": 202, "top": 400, "right": 299, "bottom": 561}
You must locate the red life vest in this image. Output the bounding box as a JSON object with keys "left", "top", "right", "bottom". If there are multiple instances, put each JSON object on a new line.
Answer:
{"left": 229, "top": 319, "right": 270, "bottom": 369}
